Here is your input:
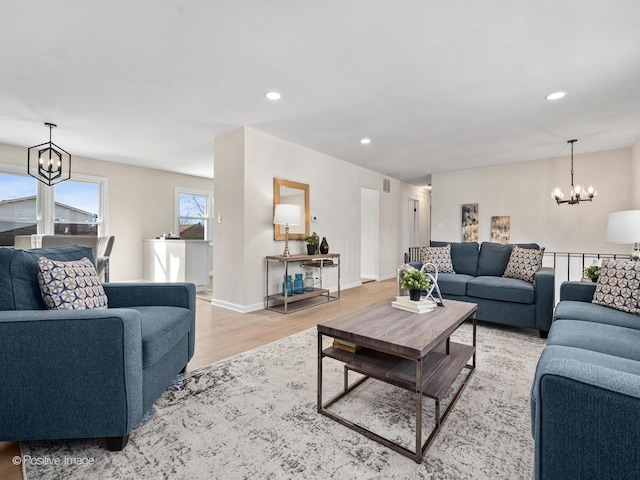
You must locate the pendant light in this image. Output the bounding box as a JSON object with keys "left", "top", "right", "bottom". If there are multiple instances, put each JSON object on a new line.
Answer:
{"left": 27, "top": 122, "right": 71, "bottom": 186}
{"left": 551, "top": 139, "right": 596, "bottom": 205}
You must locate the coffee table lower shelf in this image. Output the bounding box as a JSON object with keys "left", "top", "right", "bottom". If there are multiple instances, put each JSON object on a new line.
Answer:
{"left": 318, "top": 339, "right": 475, "bottom": 463}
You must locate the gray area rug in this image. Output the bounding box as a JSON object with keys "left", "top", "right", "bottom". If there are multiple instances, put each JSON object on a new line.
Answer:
{"left": 22, "top": 321, "right": 546, "bottom": 480}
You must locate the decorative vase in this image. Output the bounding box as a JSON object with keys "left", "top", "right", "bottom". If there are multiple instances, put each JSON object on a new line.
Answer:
{"left": 319, "top": 237, "right": 329, "bottom": 254}
{"left": 306, "top": 243, "right": 317, "bottom": 255}
{"left": 293, "top": 273, "right": 304, "bottom": 294}
{"left": 409, "top": 289, "right": 421, "bottom": 301}
{"left": 282, "top": 275, "right": 293, "bottom": 297}
{"left": 304, "top": 271, "right": 314, "bottom": 291}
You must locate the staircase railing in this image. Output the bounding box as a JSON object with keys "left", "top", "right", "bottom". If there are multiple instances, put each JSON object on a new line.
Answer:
{"left": 404, "top": 246, "right": 631, "bottom": 304}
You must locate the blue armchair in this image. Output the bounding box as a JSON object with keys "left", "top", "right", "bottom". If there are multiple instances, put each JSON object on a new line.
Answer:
{"left": 0, "top": 245, "right": 196, "bottom": 450}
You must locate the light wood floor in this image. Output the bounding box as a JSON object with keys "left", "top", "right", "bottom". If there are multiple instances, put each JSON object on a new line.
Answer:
{"left": 0, "top": 279, "right": 397, "bottom": 480}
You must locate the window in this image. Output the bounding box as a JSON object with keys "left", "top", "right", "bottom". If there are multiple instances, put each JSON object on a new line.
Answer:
{"left": 0, "top": 165, "right": 107, "bottom": 246}
{"left": 0, "top": 172, "right": 38, "bottom": 246}
{"left": 175, "top": 188, "right": 212, "bottom": 240}
{"left": 53, "top": 180, "right": 100, "bottom": 235}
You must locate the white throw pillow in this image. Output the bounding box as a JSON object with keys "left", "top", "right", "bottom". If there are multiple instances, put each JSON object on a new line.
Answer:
{"left": 38, "top": 257, "right": 108, "bottom": 310}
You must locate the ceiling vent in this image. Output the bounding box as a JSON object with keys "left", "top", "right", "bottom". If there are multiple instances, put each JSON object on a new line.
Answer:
{"left": 382, "top": 178, "right": 391, "bottom": 194}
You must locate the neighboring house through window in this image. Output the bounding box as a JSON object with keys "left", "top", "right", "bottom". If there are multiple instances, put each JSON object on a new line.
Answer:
{"left": 0, "top": 164, "right": 107, "bottom": 246}
{"left": 175, "top": 187, "right": 212, "bottom": 240}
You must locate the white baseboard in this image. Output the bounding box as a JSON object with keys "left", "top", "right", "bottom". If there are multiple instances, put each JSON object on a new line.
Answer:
{"left": 210, "top": 298, "right": 264, "bottom": 313}
{"left": 361, "top": 274, "right": 378, "bottom": 280}
{"left": 378, "top": 273, "right": 396, "bottom": 281}
{"left": 338, "top": 281, "right": 363, "bottom": 291}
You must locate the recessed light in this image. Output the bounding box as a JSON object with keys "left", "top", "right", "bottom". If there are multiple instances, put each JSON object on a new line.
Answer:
{"left": 545, "top": 91, "right": 566, "bottom": 100}
{"left": 360, "top": 138, "right": 371, "bottom": 145}
{"left": 265, "top": 91, "right": 281, "bottom": 100}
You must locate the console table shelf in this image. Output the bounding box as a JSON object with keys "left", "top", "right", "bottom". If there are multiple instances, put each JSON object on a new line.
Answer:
{"left": 265, "top": 253, "right": 340, "bottom": 314}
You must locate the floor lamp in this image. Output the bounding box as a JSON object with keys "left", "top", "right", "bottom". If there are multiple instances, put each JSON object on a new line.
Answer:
{"left": 605, "top": 210, "right": 640, "bottom": 261}
{"left": 273, "top": 204, "right": 300, "bottom": 257}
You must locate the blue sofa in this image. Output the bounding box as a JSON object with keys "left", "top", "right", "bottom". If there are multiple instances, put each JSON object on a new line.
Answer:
{"left": 531, "top": 281, "right": 640, "bottom": 480}
{"left": 0, "top": 245, "right": 196, "bottom": 450}
{"left": 409, "top": 241, "right": 554, "bottom": 337}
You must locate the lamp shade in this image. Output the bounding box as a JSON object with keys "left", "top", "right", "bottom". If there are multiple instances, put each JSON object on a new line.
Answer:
{"left": 605, "top": 210, "right": 640, "bottom": 243}
{"left": 273, "top": 204, "right": 300, "bottom": 225}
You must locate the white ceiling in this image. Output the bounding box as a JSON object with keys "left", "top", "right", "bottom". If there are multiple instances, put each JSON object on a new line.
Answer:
{"left": 1, "top": 1, "right": 640, "bottom": 185}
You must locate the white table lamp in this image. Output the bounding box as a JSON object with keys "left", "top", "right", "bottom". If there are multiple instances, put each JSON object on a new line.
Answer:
{"left": 605, "top": 210, "right": 640, "bottom": 261}
{"left": 273, "top": 204, "right": 300, "bottom": 257}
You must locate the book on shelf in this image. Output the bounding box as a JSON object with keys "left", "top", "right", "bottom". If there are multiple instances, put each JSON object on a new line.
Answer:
{"left": 391, "top": 296, "right": 436, "bottom": 314}
{"left": 332, "top": 339, "right": 361, "bottom": 353}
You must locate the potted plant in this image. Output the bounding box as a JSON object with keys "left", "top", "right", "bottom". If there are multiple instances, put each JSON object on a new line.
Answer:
{"left": 584, "top": 265, "right": 601, "bottom": 282}
{"left": 304, "top": 232, "right": 319, "bottom": 255}
{"left": 400, "top": 269, "right": 432, "bottom": 301}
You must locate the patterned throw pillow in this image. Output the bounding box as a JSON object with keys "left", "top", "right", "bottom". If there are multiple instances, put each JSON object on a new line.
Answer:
{"left": 419, "top": 245, "right": 455, "bottom": 273}
{"left": 38, "top": 257, "right": 108, "bottom": 310}
{"left": 503, "top": 245, "right": 545, "bottom": 283}
{"left": 592, "top": 260, "right": 640, "bottom": 315}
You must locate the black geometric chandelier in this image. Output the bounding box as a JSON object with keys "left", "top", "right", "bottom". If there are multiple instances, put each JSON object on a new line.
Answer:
{"left": 27, "top": 122, "right": 71, "bottom": 186}
{"left": 551, "top": 139, "right": 597, "bottom": 205}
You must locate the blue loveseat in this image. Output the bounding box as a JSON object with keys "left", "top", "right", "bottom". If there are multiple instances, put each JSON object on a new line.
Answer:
{"left": 531, "top": 281, "right": 640, "bottom": 480}
{"left": 0, "top": 245, "right": 196, "bottom": 450}
{"left": 408, "top": 241, "right": 554, "bottom": 337}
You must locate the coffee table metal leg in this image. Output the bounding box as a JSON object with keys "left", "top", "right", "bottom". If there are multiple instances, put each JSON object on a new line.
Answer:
{"left": 415, "top": 358, "right": 423, "bottom": 462}
{"left": 317, "top": 332, "right": 323, "bottom": 411}
{"left": 344, "top": 365, "right": 349, "bottom": 391}
{"left": 472, "top": 312, "right": 477, "bottom": 367}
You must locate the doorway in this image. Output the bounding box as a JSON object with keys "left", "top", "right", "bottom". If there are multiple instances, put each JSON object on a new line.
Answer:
{"left": 361, "top": 187, "right": 379, "bottom": 281}
{"left": 409, "top": 198, "right": 420, "bottom": 247}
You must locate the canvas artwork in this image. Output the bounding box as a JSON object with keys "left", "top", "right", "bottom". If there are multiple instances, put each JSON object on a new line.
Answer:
{"left": 461, "top": 203, "right": 479, "bottom": 242}
{"left": 491, "top": 216, "right": 511, "bottom": 244}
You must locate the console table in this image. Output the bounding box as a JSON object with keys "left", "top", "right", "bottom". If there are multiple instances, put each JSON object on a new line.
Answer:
{"left": 265, "top": 253, "right": 340, "bottom": 314}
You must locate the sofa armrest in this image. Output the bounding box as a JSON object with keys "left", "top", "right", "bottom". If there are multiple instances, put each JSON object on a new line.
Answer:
{"left": 534, "top": 267, "right": 555, "bottom": 333}
{"left": 532, "top": 358, "right": 640, "bottom": 480}
{"left": 559, "top": 280, "right": 596, "bottom": 303}
{"left": 0, "top": 309, "right": 143, "bottom": 442}
{"left": 104, "top": 282, "right": 196, "bottom": 310}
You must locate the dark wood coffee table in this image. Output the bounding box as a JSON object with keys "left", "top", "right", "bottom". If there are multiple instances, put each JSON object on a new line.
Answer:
{"left": 317, "top": 299, "right": 477, "bottom": 463}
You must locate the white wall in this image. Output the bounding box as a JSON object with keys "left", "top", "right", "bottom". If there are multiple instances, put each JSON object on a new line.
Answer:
{"left": 0, "top": 142, "right": 213, "bottom": 281}
{"left": 431, "top": 147, "right": 633, "bottom": 254}
{"left": 211, "top": 128, "right": 246, "bottom": 308}
{"left": 632, "top": 138, "right": 640, "bottom": 209}
{"left": 360, "top": 187, "right": 379, "bottom": 279}
{"left": 212, "top": 127, "right": 430, "bottom": 312}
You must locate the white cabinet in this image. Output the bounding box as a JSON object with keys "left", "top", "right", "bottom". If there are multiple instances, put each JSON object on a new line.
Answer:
{"left": 143, "top": 239, "right": 209, "bottom": 291}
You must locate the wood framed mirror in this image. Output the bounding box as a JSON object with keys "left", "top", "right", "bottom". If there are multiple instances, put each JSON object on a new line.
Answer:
{"left": 273, "top": 178, "right": 310, "bottom": 240}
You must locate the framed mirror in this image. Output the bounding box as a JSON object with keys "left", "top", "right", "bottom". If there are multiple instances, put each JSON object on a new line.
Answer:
{"left": 273, "top": 178, "right": 310, "bottom": 240}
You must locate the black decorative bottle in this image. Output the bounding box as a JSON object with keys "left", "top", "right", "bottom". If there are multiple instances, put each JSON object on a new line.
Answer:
{"left": 319, "top": 237, "right": 329, "bottom": 254}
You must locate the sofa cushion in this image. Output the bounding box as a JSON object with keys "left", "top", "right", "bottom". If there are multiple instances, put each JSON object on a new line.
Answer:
{"left": 467, "top": 276, "right": 535, "bottom": 304}
{"left": 503, "top": 245, "right": 545, "bottom": 283}
{"left": 436, "top": 273, "right": 472, "bottom": 296}
{"left": 132, "top": 306, "right": 192, "bottom": 368}
{"left": 548, "top": 319, "right": 640, "bottom": 362}
{"left": 592, "top": 259, "right": 640, "bottom": 315}
{"left": 477, "top": 242, "right": 513, "bottom": 277}
{"left": 37, "top": 257, "right": 108, "bottom": 310}
{"left": 432, "top": 241, "right": 479, "bottom": 276}
{"left": 554, "top": 301, "right": 640, "bottom": 331}
{"left": 477, "top": 242, "right": 539, "bottom": 277}
{"left": 419, "top": 245, "right": 454, "bottom": 273}
{"left": 0, "top": 245, "right": 96, "bottom": 311}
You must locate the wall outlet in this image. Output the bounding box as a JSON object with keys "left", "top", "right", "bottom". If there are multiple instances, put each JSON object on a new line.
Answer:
{"left": 311, "top": 214, "right": 318, "bottom": 222}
